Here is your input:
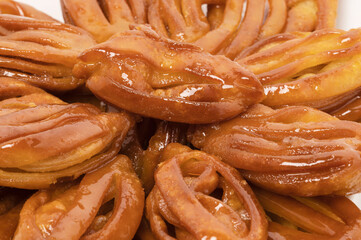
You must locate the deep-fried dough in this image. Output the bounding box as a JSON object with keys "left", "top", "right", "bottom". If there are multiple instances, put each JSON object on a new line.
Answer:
{"left": 0, "top": 14, "right": 96, "bottom": 91}
{"left": 61, "top": 0, "right": 147, "bottom": 42}
{"left": 254, "top": 188, "right": 361, "bottom": 239}
{"left": 148, "top": 0, "right": 337, "bottom": 58}
{"left": 189, "top": 104, "right": 361, "bottom": 196}
{"left": 13, "top": 155, "right": 144, "bottom": 240}
{"left": 237, "top": 29, "right": 361, "bottom": 111}
{"left": 146, "top": 143, "right": 268, "bottom": 240}
{"left": 0, "top": 78, "right": 133, "bottom": 189}
{"left": 0, "top": 0, "right": 55, "bottom": 20}
{"left": 122, "top": 120, "right": 187, "bottom": 193}
{"left": 73, "top": 26, "right": 264, "bottom": 124}
{"left": 0, "top": 188, "right": 31, "bottom": 240}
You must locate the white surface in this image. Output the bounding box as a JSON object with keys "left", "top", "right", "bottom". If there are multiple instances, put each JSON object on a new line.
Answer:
{"left": 15, "top": 0, "right": 361, "bottom": 208}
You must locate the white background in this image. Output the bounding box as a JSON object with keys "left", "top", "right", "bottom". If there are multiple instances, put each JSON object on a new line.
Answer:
{"left": 15, "top": 0, "right": 361, "bottom": 208}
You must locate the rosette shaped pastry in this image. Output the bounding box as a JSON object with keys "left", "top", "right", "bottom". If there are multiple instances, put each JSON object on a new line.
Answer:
{"left": 0, "top": 14, "right": 96, "bottom": 91}
{"left": 73, "top": 26, "right": 264, "bottom": 124}
{"left": 13, "top": 155, "right": 144, "bottom": 240}
{"left": 61, "top": 0, "right": 147, "bottom": 42}
{"left": 148, "top": 0, "right": 337, "bottom": 57}
{"left": 0, "top": 0, "right": 55, "bottom": 20}
{"left": 0, "top": 78, "right": 133, "bottom": 189}
{"left": 122, "top": 120, "right": 187, "bottom": 193}
{"left": 189, "top": 104, "right": 361, "bottom": 196}
{"left": 237, "top": 28, "right": 361, "bottom": 110}
{"left": 146, "top": 143, "right": 268, "bottom": 240}
{"left": 255, "top": 188, "right": 361, "bottom": 239}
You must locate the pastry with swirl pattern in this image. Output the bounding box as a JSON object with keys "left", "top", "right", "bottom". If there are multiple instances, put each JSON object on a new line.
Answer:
{"left": 189, "top": 104, "right": 361, "bottom": 196}
{"left": 0, "top": 78, "right": 133, "bottom": 189}
{"left": 73, "top": 26, "right": 264, "bottom": 124}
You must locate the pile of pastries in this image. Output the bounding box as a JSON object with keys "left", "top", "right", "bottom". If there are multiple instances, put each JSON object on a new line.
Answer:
{"left": 1, "top": 0, "right": 361, "bottom": 239}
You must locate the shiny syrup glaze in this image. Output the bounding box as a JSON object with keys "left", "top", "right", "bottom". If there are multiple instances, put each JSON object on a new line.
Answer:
{"left": 0, "top": 78, "right": 133, "bottom": 189}
{"left": 73, "top": 25, "right": 264, "bottom": 124}
{"left": 188, "top": 104, "right": 361, "bottom": 196}
{"left": 13, "top": 155, "right": 144, "bottom": 240}
{"left": 0, "top": 14, "right": 96, "bottom": 91}
{"left": 254, "top": 187, "right": 361, "bottom": 240}
{"left": 145, "top": 143, "right": 268, "bottom": 240}
{"left": 237, "top": 28, "right": 361, "bottom": 110}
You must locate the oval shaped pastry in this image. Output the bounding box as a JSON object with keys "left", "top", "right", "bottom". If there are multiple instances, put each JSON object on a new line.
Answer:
{"left": 73, "top": 26, "right": 264, "bottom": 124}
{"left": 61, "top": 0, "right": 147, "bottom": 42}
{"left": 148, "top": 0, "right": 337, "bottom": 57}
{"left": 13, "top": 155, "right": 144, "bottom": 240}
{"left": 146, "top": 143, "right": 268, "bottom": 240}
{"left": 0, "top": 78, "right": 133, "bottom": 189}
{"left": 0, "top": 14, "right": 96, "bottom": 91}
{"left": 0, "top": 0, "right": 55, "bottom": 20}
{"left": 189, "top": 104, "right": 361, "bottom": 196}
{"left": 237, "top": 28, "right": 361, "bottom": 110}
{"left": 254, "top": 188, "right": 361, "bottom": 240}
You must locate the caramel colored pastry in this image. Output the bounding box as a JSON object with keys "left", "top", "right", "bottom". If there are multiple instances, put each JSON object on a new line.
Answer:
{"left": 61, "top": 0, "right": 147, "bottom": 42}
{"left": 122, "top": 120, "right": 187, "bottom": 193}
{"left": 254, "top": 188, "right": 361, "bottom": 239}
{"left": 148, "top": 0, "right": 337, "bottom": 58}
{"left": 330, "top": 94, "right": 361, "bottom": 122}
{"left": 13, "top": 155, "right": 144, "bottom": 240}
{"left": 189, "top": 104, "right": 361, "bottom": 196}
{"left": 146, "top": 143, "right": 268, "bottom": 240}
{"left": 148, "top": 0, "right": 244, "bottom": 54}
{"left": 237, "top": 29, "right": 361, "bottom": 110}
{"left": 73, "top": 26, "right": 264, "bottom": 124}
{"left": 0, "top": 188, "right": 32, "bottom": 239}
{"left": 0, "top": 78, "right": 133, "bottom": 189}
{"left": 0, "top": 14, "right": 96, "bottom": 91}
{"left": 0, "top": 0, "right": 55, "bottom": 20}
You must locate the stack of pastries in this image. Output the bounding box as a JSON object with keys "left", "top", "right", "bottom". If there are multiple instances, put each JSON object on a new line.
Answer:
{"left": 1, "top": 0, "right": 361, "bottom": 239}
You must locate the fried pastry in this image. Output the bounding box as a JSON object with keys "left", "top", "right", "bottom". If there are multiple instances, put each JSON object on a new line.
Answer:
{"left": 0, "top": 0, "right": 55, "bottom": 20}
{"left": 148, "top": 0, "right": 337, "bottom": 57}
{"left": 122, "top": 120, "right": 187, "bottom": 193}
{"left": 0, "top": 78, "right": 133, "bottom": 189}
{"left": 146, "top": 143, "right": 268, "bottom": 240}
{"left": 13, "top": 155, "right": 144, "bottom": 240}
{"left": 330, "top": 94, "right": 361, "bottom": 122}
{"left": 189, "top": 104, "right": 361, "bottom": 196}
{"left": 254, "top": 188, "right": 361, "bottom": 239}
{"left": 0, "top": 188, "right": 32, "bottom": 239}
{"left": 61, "top": 0, "right": 147, "bottom": 42}
{"left": 73, "top": 26, "right": 264, "bottom": 124}
{"left": 0, "top": 14, "right": 96, "bottom": 91}
{"left": 237, "top": 28, "right": 361, "bottom": 110}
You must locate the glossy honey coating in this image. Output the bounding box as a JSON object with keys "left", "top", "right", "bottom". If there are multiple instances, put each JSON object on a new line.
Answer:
{"left": 237, "top": 28, "right": 361, "bottom": 111}
{"left": 330, "top": 94, "right": 361, "bottom": 122}
{"left": 0, "top": 78, "right": 133, "bottom": 189}
{"left": 254, "top": 188, "right": 361, "bottom": 240}
{"left": 0, "top": 0, "right": 56, "bottom": 20}
{"left": 0, "top": 14, "right": 96, "bottom": 91}
{"left": 145, "top": 143, "right": 268, "bottom": 240}
{"left": 148, "top": 0, "right": 337, "bottom": 58}
{"left": 61, "top": 0, "right": 147, "bottom": 42}
{"left": 189, "top": 104, "right": 361, "bottom": 196}
{"left": 73, "top": 26, "right": 264, "bottom": 124}
{"left": 13, "top": 155, "right": 144, "bottom": 240}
